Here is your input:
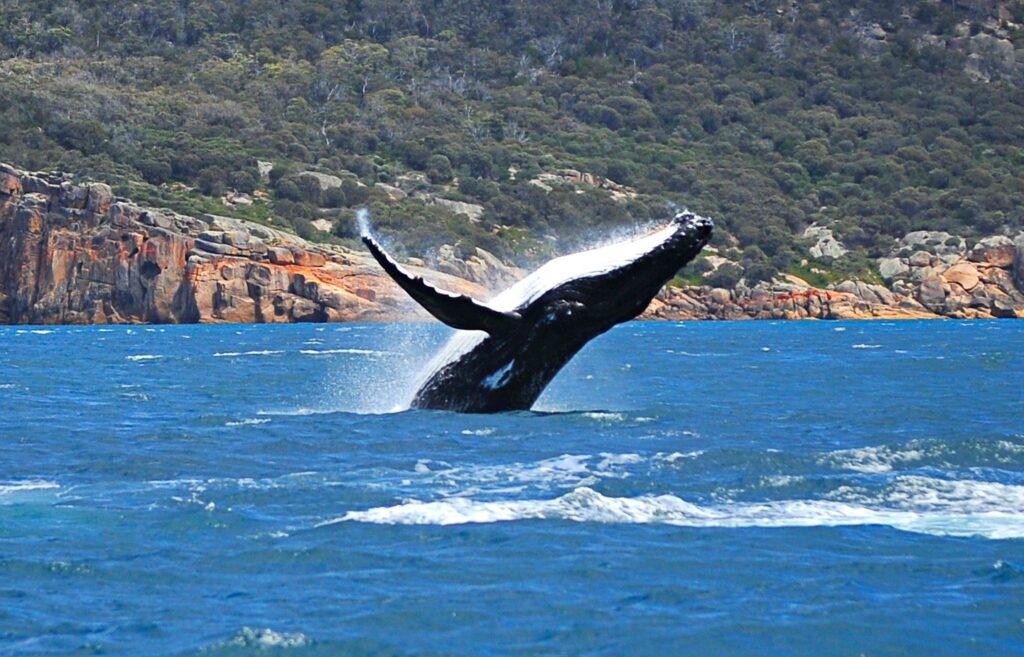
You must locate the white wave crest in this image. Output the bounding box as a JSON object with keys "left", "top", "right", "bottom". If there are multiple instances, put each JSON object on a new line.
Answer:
{"left": 760, "top": 475, "right": 804, "bottom": 488}
{"left": 597, "top": 452, "right": 644, "bottom": 469}
{"left": 126, "top": 354, "right": 164, "bottom": 362}
{"left": 852, "top": 343, "right": 882, "bottom": 349}
{"left": 213, "top": 350, "right": 285, "bottom": 357}
{"left": 654, "top": 450, "right": 704, "bottom": 463}
{"left": 582, "top": 411, "right": 625, "bottom": 422}
{"left": 225, "top": 418, "right": 272, "bottom": 427}
{"left": 333, "top": 477, "right": 1024, "bottom": 539}
{"left": 835, "top": 475, "right": 1024, "bottom": 515}
{"left": 331, "top": 480, "right": 1024, "bottom": 536}
{"left": 298, "top": 348, "right": 394, "bottom": 356}
{"left": 665, "top": 349, "right": 726, "bottom": 357}
{"left": 256, "top": 407, "right": 336, "bottom": 417}
{"left": 821, "top": 445, "right": 931, "bottom": 474}
{"left": 994, "top": 440, "right": 1024, "bottom": 458}
{"left": 0, "top": 479, "right": 59, "bottom": 495}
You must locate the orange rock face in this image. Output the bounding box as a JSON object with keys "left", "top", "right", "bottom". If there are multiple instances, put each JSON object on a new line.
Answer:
{"left": 0, "top": 162, "right": 452, "bottom": 325}
{"left": 943, "top": 263, "right": 982, "bottom": 292}
{"left": 645, "top": 284, "right": 941, "bottom": 321}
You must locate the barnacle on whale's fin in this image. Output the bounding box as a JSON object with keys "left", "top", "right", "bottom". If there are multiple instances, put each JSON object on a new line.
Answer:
{"left": 362, "top": 235, "right": 521, "bottom": 334}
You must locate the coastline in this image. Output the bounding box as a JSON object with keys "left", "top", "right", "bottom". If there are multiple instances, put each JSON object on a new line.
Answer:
{"left": 2, "top": 162, "right": 1022, "bottom": 325}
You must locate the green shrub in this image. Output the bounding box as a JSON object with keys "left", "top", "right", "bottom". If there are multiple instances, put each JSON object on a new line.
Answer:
{"left": 427, "top": 154, "right": 454, "bottom": 184}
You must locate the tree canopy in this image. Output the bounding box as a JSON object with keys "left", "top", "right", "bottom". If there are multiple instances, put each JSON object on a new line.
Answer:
{"left": 1, "top": 0, "right": 1022, "bottom": 278}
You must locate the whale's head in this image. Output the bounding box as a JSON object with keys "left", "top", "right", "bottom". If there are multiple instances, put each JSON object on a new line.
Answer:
{"left": 658, "top": 211, "right": 714, "bottom": 280}
{"left": 670, "top": 210, "right": 714, "bottom": 245}
{"left": 522, "top": 210, "right": 714, "bottom": 330}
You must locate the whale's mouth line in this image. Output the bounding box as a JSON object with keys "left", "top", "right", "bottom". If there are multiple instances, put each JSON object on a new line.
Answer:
{"left": 608, "top": 211, "right": 708, "bottom": 241}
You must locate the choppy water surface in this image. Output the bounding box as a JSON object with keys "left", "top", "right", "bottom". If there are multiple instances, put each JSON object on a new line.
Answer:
{"left": 1, "top": 320, "right": 1023, "bottom": 656}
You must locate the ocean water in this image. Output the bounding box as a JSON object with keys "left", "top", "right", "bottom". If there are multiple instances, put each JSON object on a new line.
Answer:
{"left": 1, "top": 320, "right": 1023, "bottom": 656}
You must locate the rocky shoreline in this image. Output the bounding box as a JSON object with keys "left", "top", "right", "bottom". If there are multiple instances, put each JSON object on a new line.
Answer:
{"left": 650, "top": 228, "right": 1024, "bottom": 321}
{"left": 2, "top": 162, "right": 1023, "bottom": 325}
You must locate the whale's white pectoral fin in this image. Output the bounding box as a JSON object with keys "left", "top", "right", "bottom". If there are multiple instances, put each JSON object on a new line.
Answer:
{"left": 363, "top": 235, "right": 521, "bottom": 334}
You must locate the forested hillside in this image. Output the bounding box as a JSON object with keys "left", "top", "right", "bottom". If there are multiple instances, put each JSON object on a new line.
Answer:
{"left": 2, "top": 0, "right": 1022, "bottom": 283}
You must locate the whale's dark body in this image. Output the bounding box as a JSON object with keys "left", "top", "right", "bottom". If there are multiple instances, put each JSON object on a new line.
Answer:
{"left": 364, "top": 212, "right": 713, "bottom": 412}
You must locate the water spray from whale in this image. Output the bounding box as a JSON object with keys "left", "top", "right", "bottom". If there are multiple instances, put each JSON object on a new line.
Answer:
{"left": 355, "top": 207, "right": 372, "bottom": 239}
{"left": 358, "top": 208, "right": 713, "bottom": 413}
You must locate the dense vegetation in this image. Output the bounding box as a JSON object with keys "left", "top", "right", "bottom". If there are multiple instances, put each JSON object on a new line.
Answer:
{"left": 1, "top": 0, "right": 1022, "bottom": 281}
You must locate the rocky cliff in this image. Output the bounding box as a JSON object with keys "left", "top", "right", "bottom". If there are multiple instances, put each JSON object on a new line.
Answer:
{"left": 647, "top": 227, "right": 1024, "bottom": 321}
{"left": 2, "top": 163, "right": 1023, "bottom": 325}
{"left": 0, "top": 163, "right": 509, "bottom": 325}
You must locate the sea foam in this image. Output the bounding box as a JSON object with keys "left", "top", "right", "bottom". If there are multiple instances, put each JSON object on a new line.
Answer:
{"left": 211, "top": 627, "right": 310, "bottom": 650}
{"left": 332, "top": 477, "right": 1024, "bottom": 539}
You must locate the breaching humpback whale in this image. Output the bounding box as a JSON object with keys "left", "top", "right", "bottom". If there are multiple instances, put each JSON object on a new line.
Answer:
{"left": 363, "top": 211, "right": 713, "bottom": 412}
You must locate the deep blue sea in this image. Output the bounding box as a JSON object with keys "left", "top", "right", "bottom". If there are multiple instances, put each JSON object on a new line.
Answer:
{"left": 2, "top": 320, "right": 1023, "bottom": 656}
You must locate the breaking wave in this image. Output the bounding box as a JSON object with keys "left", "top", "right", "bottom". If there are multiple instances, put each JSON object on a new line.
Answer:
{"left": 332, "top": 477, "right": 1024, "bottom": 539}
